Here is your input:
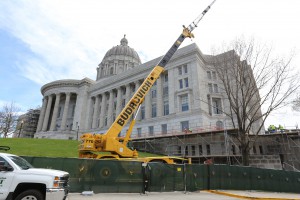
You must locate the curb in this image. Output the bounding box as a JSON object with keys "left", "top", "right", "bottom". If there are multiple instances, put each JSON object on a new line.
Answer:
{"left": 205, "top": 190, "right": 300, "bottom": 200}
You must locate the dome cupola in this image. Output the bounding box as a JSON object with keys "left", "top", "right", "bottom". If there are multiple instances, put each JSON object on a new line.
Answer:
{"left": 96, "top": 35, "right": 141, "bottom": 80}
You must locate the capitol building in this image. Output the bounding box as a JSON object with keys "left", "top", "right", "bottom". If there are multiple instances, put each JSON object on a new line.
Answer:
{"left": 35, "top": 36, "right": 239, "bottom": 140}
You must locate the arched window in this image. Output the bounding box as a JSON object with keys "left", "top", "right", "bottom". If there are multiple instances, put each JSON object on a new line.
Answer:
{"left": 216, "top": 121, "right": 223, "bottom": 129}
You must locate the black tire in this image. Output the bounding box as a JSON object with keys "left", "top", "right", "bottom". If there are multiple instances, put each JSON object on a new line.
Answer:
{"left": 15, "top": 189, "right": 44, "bottom": 200}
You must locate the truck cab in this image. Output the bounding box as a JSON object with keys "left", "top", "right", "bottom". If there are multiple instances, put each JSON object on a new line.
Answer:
{"left": 0, "top": 152, "right": 69, "bottom": 200}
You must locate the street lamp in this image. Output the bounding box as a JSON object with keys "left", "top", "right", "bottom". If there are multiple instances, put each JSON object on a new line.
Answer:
{"left": 76, "top": 125, "right": 79, "bottom": 140}
{"left": 75, "top": 122, "right": 80, "bottom": 140}
{"left": 18, "top": 120, "right": 24, "bottom": 138}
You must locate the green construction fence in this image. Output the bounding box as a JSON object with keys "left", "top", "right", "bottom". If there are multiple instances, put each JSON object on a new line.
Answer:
{"left": 22, "top": 156, "right": 300, "bottom": 193}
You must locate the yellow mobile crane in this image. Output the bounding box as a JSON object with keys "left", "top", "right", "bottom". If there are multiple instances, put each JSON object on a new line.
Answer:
{"left": 79, "top": 0, "right": 216, "bottom": 164}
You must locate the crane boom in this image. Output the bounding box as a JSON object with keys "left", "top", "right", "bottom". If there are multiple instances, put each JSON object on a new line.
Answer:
{"left": 158, "top": 0, "right": 216, "bottom": 68}
{"left": 79, "top": 0, "right": 217, "bottom": 161}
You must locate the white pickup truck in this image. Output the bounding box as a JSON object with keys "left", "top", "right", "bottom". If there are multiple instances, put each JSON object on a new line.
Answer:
{"left": 0, "top": 152, "right": 69, "bottom": 200}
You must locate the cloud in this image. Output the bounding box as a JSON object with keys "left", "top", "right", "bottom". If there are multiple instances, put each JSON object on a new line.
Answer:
{"left": 0, "top": 0, "right": 100, "bottom": 84}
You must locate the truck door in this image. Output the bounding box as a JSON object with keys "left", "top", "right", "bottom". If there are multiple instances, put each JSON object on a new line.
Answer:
{"left": 0, "top": 157, "right": 15, "bottom": 200}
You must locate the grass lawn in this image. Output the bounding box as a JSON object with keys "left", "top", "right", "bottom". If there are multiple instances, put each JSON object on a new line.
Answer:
{"left": 0, "top": 138, "right": 158, "bottom": 158}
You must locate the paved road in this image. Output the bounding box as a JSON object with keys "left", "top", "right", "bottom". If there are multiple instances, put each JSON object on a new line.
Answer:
{"left": 67, "top": 190, "right": 300, "bottom": 200}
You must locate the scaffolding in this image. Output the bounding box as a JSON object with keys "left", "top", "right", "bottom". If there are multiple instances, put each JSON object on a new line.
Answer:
{"left": 132, "top": 125, "right": 243, "bottom": 165}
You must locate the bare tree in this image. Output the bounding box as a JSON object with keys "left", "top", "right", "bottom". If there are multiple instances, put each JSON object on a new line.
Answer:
{"left": 0, "top": 102, "right": 21, "bottom": 138}
{"left": 292, "top": 94, "right": 300, "bottom": 112}
{"left": 211, "top": 37, "right": 300, "bottom": 166}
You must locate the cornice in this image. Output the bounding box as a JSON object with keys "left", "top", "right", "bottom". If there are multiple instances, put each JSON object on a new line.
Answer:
{"left": 41, "top": 78, "right": 95, "bottom": 95}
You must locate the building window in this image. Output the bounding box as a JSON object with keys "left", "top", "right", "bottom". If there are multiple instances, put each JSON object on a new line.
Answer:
{"left": 199, "top": 145, "right": 203, "bottom": 155}
{"left": 212, "top": 71, "right": 217, "bottom": 80}
{"left": 183, "top": 64, "right": 188, "bottom": 74}
{"left": 163, "top": 86, "right": 168, "bottom": 97}
{"left": 110, "top": 67, "right": 114, "bottom": 75}
{"left": 151, "top": 90, "right": 157, "bottom": 98}
{"left": 163, "top": 101, "right": 169, "bottom": 115}
{"left": 207, "top": 95, "right": 212, "bottom": 115}
{"left": 185, "top": 146, "right": 188, "bottom": 156}
{"left": 178, "top": 64, "right": 188, "bottom": 75}
{"left": 216, "top": 121, "right": 224, "bottom": 129}
{"left": 206, "top": 144, "right": 211, "bottom": 155}
{"left": 208, "top": 83, "right": 213, "bottom": 93}
{"left": 178, "top": 67, "right": 182, "bottom": 75}
{"left": 179, "top": 79, "right": 183, "bottom": 89}
{"left": 152, "top": 103, "right": 157, "bottom": 118}
{"left": 161, "top": 124, "right": 167, "bottom": 134}
{"left": 191, "top": 145, "right": 196, "bottom": 156}
{"left": 181, "top": 121, "right": 189, "bottom": 131}
{"left": 208, "top": 83, "right": 218, "bottom": 93}
{"left": 181, "top": 94, "right": 189, "bottom": 111}
{"left": 207, "top": 71, "right": 211, "bottom": 79}
{"left": 214, "top": 84, "right": 218, "bottom": 93}
{"left": 212, "top": 98, "right": 222, "bottom": 114}
{"left": 164, "top": 73, "right": 168, "bottom": 82}
{"left": 149, "top": 126, "right": 154, "bottom": 136}
{"left": 177, "top": 146, "right": 182, "bottom": 155}
{"left": 179, "top": 78, "right": 188, "bottom": 89}
{"left": 137, "top": 128, "right": 142, "bottom": 137}
{"left": 141, "top": 106, "right": 145, "bottom": 120}
{"left": 184, "top": 78, "right": 189, "bottom": 87}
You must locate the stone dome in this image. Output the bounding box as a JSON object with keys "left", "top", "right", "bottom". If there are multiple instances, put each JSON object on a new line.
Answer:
{"left": 102, "top": 35, "right": 141, "bottom": 63}
{"left": 96, "top": 35, "right": 142, "bottom": 81}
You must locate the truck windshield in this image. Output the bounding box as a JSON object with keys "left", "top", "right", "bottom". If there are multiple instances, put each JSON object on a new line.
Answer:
{"left": 8, "top": 156, "right": 33, "bottom": 170}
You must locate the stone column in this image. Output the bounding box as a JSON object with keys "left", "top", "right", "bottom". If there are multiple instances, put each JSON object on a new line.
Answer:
{"left": 71, "top": 93, "right": 78, "bottom": 131}
{"left": 61, "top": 93, "right": 71, "bottom": 131}
{"left": 50, "top": 93, "right": 61, "bottom": 131}
{"left": 42, "top": 95, "right": 53, "bottom": 131}
{"left": 99, "top": 93, "right": 107, "bottom": 128}
{"left": 36, "top": 97, "right": 47, "bottom": 132}
{"left": 125, "top": 84, "right": 131, "bottom": 104}
{"left": 157, "top": 78, "right": 163, "bottom": 117}
{"left": 116, "top": 87, "right": 122, "bottom": 116}
{"left": 92, "top": 95, "right": 100, "bottom": 129}
{"left": 107, "top": 90, "right": 114, "bottom": 125}
{"left": 85, "top": 97, "right": 93, "bottom": 129}
{"left": 145, "top": 91, "right": 151, "bottom": 119}
{"left": 168, "top": 69, "right": 175, "bottom": 114}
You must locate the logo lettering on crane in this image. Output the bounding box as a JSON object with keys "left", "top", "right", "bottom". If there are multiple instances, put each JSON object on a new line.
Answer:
{"left": 117, "top": 80, "right": 152, "bottom": 126}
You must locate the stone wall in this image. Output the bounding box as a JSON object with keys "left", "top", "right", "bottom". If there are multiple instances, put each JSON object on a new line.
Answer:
{"left": 249, "top": 155, "right": 282, "bottom": 170}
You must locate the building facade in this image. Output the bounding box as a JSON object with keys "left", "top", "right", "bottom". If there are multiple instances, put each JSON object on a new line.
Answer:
{"left": 35, "top": 36, "right": 238, "bottom": 140}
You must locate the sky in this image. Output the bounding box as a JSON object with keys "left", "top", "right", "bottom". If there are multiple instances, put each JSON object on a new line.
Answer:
{"left": 0, "top": 0, "right": 299, "bottom": 128}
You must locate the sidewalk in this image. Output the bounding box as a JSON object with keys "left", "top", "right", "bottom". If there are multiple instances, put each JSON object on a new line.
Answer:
{"left": 67, "top": 190, "right": 300, "bottom": 200}
{"left": 207, "top": 190, "right": 300, "bottom": 200}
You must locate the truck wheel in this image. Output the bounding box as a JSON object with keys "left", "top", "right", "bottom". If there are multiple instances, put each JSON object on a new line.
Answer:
{"left": 15, "top": 189, "right": 43, "bottom": 200}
